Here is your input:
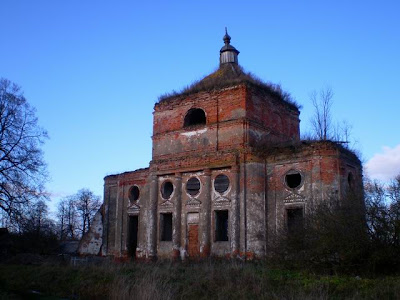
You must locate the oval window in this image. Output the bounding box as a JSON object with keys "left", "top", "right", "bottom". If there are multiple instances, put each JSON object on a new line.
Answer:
{"left": 186, "top": 177, "right": 201, "bottom": 196}
{"left": 285, "top": 172, "right": 302, "bottom": 189}
{"left": 214, "top": 174, "right": 230, "bottom": 194}
{"left": 161, "top": 181, "right": 174, "bottom": 199}
{"left": 129, "top": 186, "right": 140, "bottom": 203}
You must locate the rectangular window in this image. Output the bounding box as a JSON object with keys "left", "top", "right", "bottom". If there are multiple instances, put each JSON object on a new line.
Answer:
{"left": 215, "top": 210, "right": 229, "bottom": 241}
{"left": 286, "top": 207, "right": 304, "bottom": 234}
{"left": 160, "top": 213, "right": 173, "bottom": 241}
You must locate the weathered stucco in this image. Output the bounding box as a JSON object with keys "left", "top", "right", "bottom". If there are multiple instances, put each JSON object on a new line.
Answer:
{"left": 81, "top": 44, "right": 362, "bottom": 260}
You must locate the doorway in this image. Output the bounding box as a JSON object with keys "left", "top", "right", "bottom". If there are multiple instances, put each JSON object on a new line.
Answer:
{"left": 187, "top": 213, "right": 200, "bottom": 258}
{"left": 128, "top": 216, "right": 138, "bottom": 258}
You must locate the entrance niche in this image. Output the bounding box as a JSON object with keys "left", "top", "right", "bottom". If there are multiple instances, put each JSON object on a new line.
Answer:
{"left": 187, "top": 212, "right": 200, "bottom": 258}
{"left": 128, "top": 215, "right": 139, "bottom": 258}
{"left": 286, "top": 207, "right": 304, "bottom": 234}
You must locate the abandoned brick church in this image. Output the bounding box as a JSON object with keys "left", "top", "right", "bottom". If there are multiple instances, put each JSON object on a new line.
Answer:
{"left": 81, "top": 31, "right": 362, "bottom": 260}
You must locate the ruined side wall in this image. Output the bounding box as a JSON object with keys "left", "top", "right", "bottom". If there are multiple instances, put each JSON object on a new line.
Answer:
{"left": 103, "top": 169, "right": 150, "bottom": 258}
{"left": 78, "top": 208, "right": 103, "bottom": 255}
{"left": 265, "top": 143, "right": 362, "bottom": 236}
{"left": 102, "top": 176, "right": 117, "bottom": 256}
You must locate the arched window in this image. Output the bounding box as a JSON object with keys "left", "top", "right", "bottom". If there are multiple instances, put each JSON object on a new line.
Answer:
{"left": 184, "top": 108, "right": 206, "bottom": 127}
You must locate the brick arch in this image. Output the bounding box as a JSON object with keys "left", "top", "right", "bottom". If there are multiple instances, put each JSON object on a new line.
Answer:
{"left": 183, "top": 108, "right": 206, "bottom": 127}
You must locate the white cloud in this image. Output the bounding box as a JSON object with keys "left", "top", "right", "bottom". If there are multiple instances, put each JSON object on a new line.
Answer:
{"left": 365, "top": 144, "right": 400, "bottom": 181}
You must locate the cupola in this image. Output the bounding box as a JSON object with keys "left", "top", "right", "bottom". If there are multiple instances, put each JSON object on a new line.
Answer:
{"left": 219, "top": 28, "right": 240, "bottom": 65}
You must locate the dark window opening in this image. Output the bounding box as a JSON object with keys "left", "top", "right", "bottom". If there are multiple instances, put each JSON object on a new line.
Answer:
{"left": 285, "top": 172, "right": 302, "bottom": 189}
{"left": 184, "top": 108, "right": 206, "bottom": 127}
{"left": 215, "top": 210, "right": 229, "bottom": 241}
{"left": 214, "top": 174, "right": 230, "bottom": 194}
{"left": 128, "top": 216, "right": 138, "bottom": 258}
{"left": 160, "top": 213, "right": 173, "bottom": 241}
{"left": 186, "top": 177, "right": 200, "bottom": 196}
{"left": 129, "top": 186, "right": 140, "bottom": 203}
{"left": 287, "top": 208, "right": 304, "bottom": 234}
{"left": 348, "top": 173, "right": 354, "bottom": 189}
{"left": 161, "top": 181, "right": 173, "bottom": 199}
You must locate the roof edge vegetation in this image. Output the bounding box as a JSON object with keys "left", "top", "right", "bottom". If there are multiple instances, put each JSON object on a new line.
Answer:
{"left": 256, "top": 139, "right": 361, "bottom": 163}
{"left": 157, "top": 63, "right": 301, "bottom": 111}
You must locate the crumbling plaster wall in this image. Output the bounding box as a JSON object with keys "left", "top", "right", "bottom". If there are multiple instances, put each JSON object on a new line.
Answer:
{"left": 102, "top": 168, "right": 149, "bottom": 258}
{"left": 265, "top": 143, "right": 363, "bottom": 237}
{"left": 240, "top": 161, "right": 268, "bottom": 258}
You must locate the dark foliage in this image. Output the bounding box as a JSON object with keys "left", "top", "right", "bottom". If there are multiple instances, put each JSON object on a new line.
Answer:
{"left": 7, "top": 200, "right": 59, "bottom": 256}
{"left": 269, "top": 175, "right": 400, "bottom": 275}
{"left": 364, "top": 176, "right": 400, "bottom": 273}
{"left": 268, "top": 195, "right": 369, "bottom": 274}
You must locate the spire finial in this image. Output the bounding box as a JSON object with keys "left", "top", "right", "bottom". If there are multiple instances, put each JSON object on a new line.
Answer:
{"left": 220, "top": 28, "right": 239, "bottom": 65}
{"left": 223, "top": 27, "right": 231, "bottom": 45}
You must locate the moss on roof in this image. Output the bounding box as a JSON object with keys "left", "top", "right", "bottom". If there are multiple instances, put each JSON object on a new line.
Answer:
{"left": 157, "top": 63, "right": 300, "bottom": 110}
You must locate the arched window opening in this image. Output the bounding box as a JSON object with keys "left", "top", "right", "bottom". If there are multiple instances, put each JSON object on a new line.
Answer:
{"left": 161, "top": 181, "right": 174, "bottom": 199}
{"left": 184, "top": 108, "right": 206, "bottom": 127}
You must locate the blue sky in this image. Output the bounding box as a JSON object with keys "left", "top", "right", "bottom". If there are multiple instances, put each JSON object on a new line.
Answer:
{"left": 1, "top": 1, "right": 399, "bottom": 212}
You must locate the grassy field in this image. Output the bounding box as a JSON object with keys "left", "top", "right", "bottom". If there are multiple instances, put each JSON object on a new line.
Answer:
{"left": 0, "top": 259, "right": 399, "bottom": 299}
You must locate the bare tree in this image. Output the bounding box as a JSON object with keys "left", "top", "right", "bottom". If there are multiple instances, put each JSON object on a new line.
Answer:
{"left": 308, "top": 87, "right": 354, "bottom": 148}
{"left": 74, "top": 189, "right": 101, "bottom": 235}
{"left": 56, "top": 188, "right": 102, "bottom": 238}
{"left": 387, "top": 175, "right": 400, "bottom": 246}
{"left": 0, "top": 78, "right": 48, "bottom": 227}
{"left": 23, "top": 200, "right": 55, "bottom": 236}
{"left": 57, "top": 196, "right": 80, "bottom": 240}
{"left": 56, "top": 199, "right": 68, "bottom": 240}
{"left": 310, "top": 87, "right": 333, "bottom": 140}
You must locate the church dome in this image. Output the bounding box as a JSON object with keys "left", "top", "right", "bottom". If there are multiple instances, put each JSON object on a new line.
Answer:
{"left": 220, "top": 28, "right": 239, "bottom": 65}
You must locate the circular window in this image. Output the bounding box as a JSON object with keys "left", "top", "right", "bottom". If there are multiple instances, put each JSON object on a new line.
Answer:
{"left": 129, "top": 186, "right": 140, "bottom": 202}
{"left": 285, "top": 171, "right": 302, "bottom": 189}
{"left": 214, "top": 174, "right": 230, "bottom": 194}
{"left": 186, "top": 177, "right": 201, "bottom": 196}
{"left": 161, "top": 181, "right": 174, "bottom": 199}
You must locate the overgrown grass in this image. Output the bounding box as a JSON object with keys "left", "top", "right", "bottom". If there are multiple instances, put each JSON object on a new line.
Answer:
{"left": 1, "top": 260, "right": 399, "bottom": 299}
{"left": 157, "top": 63, "right": 300, "bottom": 111}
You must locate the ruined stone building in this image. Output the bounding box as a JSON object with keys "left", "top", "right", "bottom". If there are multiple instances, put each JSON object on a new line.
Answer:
{"left": 81, "top": 31, "right": 362, "bottom": 259}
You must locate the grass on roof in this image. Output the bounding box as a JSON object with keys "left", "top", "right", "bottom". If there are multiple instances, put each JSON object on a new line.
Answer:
{"left": 157, "top": 63, "right": 300, "bottom": 110}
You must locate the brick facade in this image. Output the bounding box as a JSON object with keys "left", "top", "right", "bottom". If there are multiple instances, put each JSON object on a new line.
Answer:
{"left": 91, "top": 34, "right": 362, "bottom": 260}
